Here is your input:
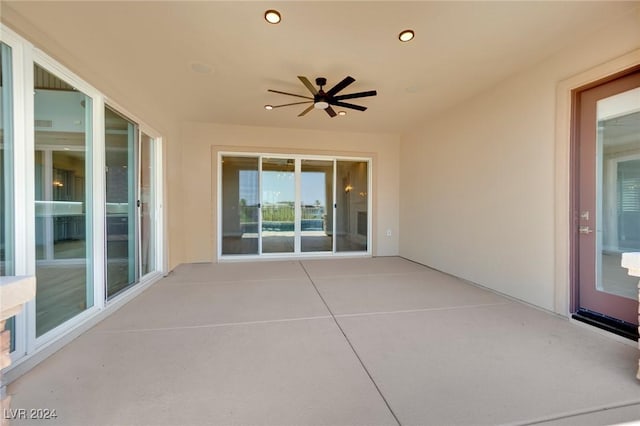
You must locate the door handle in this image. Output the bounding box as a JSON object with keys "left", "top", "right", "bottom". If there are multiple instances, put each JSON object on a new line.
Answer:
{"left": 578, "top": 226, "right": 593, "bottom": 234}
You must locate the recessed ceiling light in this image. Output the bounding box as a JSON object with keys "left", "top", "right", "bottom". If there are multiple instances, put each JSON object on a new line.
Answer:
{"left": 338, "top": 111, "right": 347, "bottom": 116}
{"left": 264, "top": 10, "right": 281, "bottom": 24}
{"left": 399, "top": 30, "right": 415, "bottom": 42}
{"left": 264, "top": 105, "right": 274, "bottom": 110}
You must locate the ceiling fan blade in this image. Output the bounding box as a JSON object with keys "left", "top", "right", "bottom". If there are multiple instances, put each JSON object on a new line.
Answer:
{"left": 298, "top": 76, "right": 318, "bottom": 95}
{"left": 298, "top": 104, "right": 315, "bottom": 117}
{"left": 272, "top": 101, "right": 313, "bottom": 108}
{"left": 330, "top": 101, "right": 367, "bottom": 111}
{"left": 325, "top": 105, "right": 337, "bottom": 117}
{"left": 326, "top": 76, "right": 355, "bottom": 97}
{"left": 268, "top": 89, "right": 313, "bottom": 100}
{"left": 333, "top": 90, "right": 377, "bottom": 101}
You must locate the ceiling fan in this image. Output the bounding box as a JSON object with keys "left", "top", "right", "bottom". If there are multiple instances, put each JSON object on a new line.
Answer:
{"left": 267, "top": 76, "right": 377, "bottom": 117}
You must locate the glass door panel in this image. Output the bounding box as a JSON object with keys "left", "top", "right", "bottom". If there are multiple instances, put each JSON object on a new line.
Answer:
{"left": 301, "top": 159, "right": 333, "bottom": 252}
{"left": 597, "top": 88, "right": 640, "bottom": 301}
{"left": 262, "top": 158, "right": 295, "bottom": 253}
{"left": 221, "top": 156, "right": 259, "bottom": 255}
{"left": 140, "top": 132, "right": 155, "bottom": 275}
{"left": 336, "top": 160, "right": 368, "bottom": 252}
{"left": 1, "top": 41, "right": 16, "bottom": 352}
{"left": 1, "top": 42, "right": 13, "bottom": 276}
{"left": 34, "top": 64, "right": 93, "bottom": 336}
{"left": 105, "top": 106, "right": 137, "bottom": 298}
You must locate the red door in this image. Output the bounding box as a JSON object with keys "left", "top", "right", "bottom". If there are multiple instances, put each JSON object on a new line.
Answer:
{"left": 574, "top": 68, "right": 640, "bottom": 335}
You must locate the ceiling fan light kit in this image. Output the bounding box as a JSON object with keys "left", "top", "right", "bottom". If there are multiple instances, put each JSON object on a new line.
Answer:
{"left": 267, "top": 75, "right": 377, "bottom": 118}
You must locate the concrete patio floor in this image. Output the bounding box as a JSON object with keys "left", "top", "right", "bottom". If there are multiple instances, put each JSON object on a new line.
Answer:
{"left": 6, "top": 257, "right": 640, "bottom": 425}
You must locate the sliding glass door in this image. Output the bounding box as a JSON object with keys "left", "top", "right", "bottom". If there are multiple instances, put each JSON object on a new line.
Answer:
{"left": 262, "top": 158, "right": 295, "bottom": 254}
{"left": 336, "top": 160, "right": 368, "bottom": 252}
{"left": 105, "top": 108, "right": 159, "bottom": 299}
{"left": 104, "top": 107, "right": 136, "bottom": 298}
{"left": 219, "top": 154, "right": 370, "bottom": 258}
{"left": 34, "top": 64, "right": 94, "bottom": 337}
{"left": 0, "top": 26, "right": 165, "bottom": 365}
{"left": 301, "top": 160, "right": 333, "bottom": 253}
{"left": 221, "top": 156, "right": 259, "bottom": 255}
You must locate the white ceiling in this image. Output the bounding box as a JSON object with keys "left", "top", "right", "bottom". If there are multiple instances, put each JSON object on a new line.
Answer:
{"left": 3, "top": 1, "right": 639, "bottom": 134}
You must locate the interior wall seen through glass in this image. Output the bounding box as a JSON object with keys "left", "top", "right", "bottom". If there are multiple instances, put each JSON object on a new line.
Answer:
{"left": 34, "top": 64, "right": 93, "bottom": 337}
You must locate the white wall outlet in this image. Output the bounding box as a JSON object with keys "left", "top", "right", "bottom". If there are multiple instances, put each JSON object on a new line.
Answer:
{"left": 386, "top": 229, "right": 392, "bottom": 237}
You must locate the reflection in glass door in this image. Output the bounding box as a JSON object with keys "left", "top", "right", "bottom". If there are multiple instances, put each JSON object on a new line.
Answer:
{"left": 301, "top": 160, "right": 333, "bottom": 252}
{"left": 262, "top": 158, "right": 295, "bottom": 253}
{"left": 34, "top": 64, "right": 93, "bottom": 337}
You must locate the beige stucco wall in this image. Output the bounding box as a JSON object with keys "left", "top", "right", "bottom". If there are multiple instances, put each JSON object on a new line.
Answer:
{"left": 179, "top": 122, "right": 400, "bottom": 262}
{"left": 399, "top": 9, "right": 640, "bottom": 312}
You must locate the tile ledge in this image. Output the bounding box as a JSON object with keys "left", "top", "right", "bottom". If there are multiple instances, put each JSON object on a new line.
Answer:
{"left": 0, "top": 275, "right": 36, "bottom": 321}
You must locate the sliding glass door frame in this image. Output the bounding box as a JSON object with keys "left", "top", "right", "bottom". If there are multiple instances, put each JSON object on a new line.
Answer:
{"left": 103, "top": 103, "right": 164, "bottom": 299}
{"left": 218, "top": 151, "right": 372, "bottom": 260}
{"left": 27, "top": 51, "right": 105, "bottom": 350}
{"left": 137, "top": 126, "right": 164, "bottom": 280}
{"left": 1, "top": 27, "right": 28, "bottom": 362}
{"left": 1, "top": 24, "right": 166, "bottom": 366}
